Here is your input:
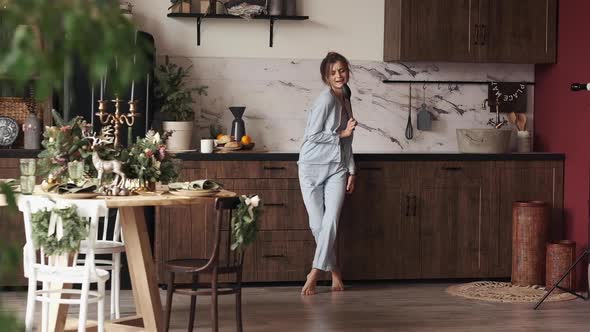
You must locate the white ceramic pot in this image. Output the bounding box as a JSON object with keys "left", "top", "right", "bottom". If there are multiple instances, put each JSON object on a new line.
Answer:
{"left": 163, "top": 121, "right": 193, "bottom": 151}
{"left": 456, "top": 128, "right": 512, "bottom": 153}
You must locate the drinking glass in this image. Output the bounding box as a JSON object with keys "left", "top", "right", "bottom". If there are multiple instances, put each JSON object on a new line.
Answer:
{"left": 68, "top": 160, "right": 85, "bottom": 183}
{"left": 20, "top": 175, "right": 35, "bottom": 195}
{"left": 19, "top": 158, "right": 36, "bottom": 176}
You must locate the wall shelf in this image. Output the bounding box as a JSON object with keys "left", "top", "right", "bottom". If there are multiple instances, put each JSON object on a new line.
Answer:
{"left": 167, "top": 13, "right": 309, "bottom": 47}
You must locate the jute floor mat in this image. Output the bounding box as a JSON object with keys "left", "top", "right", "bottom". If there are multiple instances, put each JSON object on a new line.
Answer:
{"left": 446, "top": 281, "right": 578, "bottom": 303}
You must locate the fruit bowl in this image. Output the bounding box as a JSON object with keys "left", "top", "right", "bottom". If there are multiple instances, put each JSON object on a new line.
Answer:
{"left": 242, "top": 142, "right": 255, "bottom": 150}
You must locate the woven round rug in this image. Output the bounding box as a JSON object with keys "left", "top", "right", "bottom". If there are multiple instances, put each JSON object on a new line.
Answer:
{"left": 446, "top": 281, "right": 578, "bottom": 303}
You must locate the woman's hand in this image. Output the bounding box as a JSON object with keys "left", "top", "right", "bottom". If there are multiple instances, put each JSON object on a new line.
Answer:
{"left": 346, "top": 174, "right": 356, "bottom": 194}
{"left": 340, "top": 118, "right": 357, "bottom": 138}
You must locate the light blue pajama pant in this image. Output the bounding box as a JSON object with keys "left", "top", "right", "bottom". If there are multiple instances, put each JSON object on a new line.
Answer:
{"left": 298, "top": 162, "right": 347, "bottom": 272}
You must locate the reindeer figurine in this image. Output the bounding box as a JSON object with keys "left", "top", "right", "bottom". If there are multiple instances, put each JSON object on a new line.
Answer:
{"left": 83, "top": 130, "right": 126, "bottom": 192}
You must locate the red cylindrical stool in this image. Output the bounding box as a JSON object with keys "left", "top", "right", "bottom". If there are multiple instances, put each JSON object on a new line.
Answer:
{"left": 546, "top": 240, "right": 576, "bottom": 292}
{"left": 511, "top": 201, "right": 550, "bottom": 286}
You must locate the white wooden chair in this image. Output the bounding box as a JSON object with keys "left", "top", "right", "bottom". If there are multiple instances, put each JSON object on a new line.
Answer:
{"left": 19, "top": 196, "right": 110, "bottom": 332}
{"left": 78, "top": 209, "right": 124, "bottom": 319}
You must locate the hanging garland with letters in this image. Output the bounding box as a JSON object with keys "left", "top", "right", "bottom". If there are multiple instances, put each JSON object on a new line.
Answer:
{"left": 490, "top": 81, "right": 526, "bottom": 102}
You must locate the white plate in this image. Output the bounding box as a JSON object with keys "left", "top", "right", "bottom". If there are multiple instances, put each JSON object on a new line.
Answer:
{"left": 169, "top": 149, "right": 197, "bottom": 153}
{"left": 48, "top": 192, "right": 100, "bottom": 199}
{"left": 169, "top": 189, "right": 218, "bottom": 197}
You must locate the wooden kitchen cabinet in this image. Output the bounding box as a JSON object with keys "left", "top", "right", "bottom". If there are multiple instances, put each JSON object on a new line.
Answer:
{"left": 491, "top": 161, "right": 564, "bottom": 277}
{"left": 411, "top": 161, "right": 494, "bottom": 278}
{"left": 384, "top": 0, "right": 557, "bottom": 63}
{"left": 0, "top": 158, "right": 26, "bottom": 287}
{"left": 339, "top": 162, "right": 419, "bottom": 279}
{"left": 155, "top": 157, "right": 564, "bottom": 284}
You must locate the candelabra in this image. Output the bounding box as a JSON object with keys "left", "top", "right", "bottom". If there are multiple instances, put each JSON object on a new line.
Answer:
{"left": 95, "top": 97, "right": 140, "bottom": 146}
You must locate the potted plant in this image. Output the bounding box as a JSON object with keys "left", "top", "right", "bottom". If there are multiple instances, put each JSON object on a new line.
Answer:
{"left": 154, "top": 57, "right": 207, "bottom": 152}
{"left": 0, "top": 0, "right": 145, "bottom": 102}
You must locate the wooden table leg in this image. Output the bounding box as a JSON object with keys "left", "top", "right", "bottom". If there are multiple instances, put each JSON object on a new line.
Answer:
{"left": 115, "top": 206, "right": 163, "bottom": 331}
{"left": 48, "top": 254, "right": 73, "bottom": 332}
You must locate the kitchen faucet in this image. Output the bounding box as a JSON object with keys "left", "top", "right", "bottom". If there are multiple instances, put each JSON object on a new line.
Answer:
{"left": 483, "top": 98, "right": 507, "bottom": 129}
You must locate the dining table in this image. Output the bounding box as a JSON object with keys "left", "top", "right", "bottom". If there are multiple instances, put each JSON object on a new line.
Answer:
{"left": 14, "top": 191, "right": 235, "bottom": 332}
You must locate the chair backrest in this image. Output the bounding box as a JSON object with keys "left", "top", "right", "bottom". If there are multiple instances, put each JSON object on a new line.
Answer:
{"left": 19, "top": 196, "right": 108, "bottom": 279}
{"left": 98, "top": 209, "right": 122, "bottom": 243}
{"left": 204, "top": 197, "right": 243, "bottom": 273}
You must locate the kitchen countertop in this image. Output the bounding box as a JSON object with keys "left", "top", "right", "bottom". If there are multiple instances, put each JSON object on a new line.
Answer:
{"left": 0, "top": 149, "right": 565, "bottom": 161}
{"left": 0, "top": 149, "right": 40, "bottom": 159}
{"left": 175, "top": 151, "right": 565, "bottom": 161}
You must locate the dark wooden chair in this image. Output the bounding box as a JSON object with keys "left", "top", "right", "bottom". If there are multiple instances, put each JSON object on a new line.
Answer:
{"left": 164, "top": 196, "right": 243, "bottom": 332}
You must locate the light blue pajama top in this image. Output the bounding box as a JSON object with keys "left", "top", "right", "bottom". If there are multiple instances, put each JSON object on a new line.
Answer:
{"left": 298, "top": 88, "right": 356, "bottom": 175}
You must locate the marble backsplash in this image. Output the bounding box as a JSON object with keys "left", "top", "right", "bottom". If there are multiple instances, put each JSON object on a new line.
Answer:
{"left": 163, "top": 56, "right": 534, "bottom": 152}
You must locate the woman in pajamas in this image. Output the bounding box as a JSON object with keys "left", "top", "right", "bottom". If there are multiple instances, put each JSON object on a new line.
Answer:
{"left": 298, "top": 52, "right": 357, "bottom": 296}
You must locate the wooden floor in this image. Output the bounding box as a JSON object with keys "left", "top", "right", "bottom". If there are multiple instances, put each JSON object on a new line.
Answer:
{"left": 2, "top": 283, "right": 590, "bottom": 331}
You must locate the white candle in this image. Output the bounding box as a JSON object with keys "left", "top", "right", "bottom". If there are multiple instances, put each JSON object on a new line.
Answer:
{"left": 130, "top": 80, "right": 135, "bottom": 101}
{"left": 100, "top": 78, "right": 104, "bottom": 100}
{"left": 91, "top": 85, "right": 95, "bottom": 128}
{"left": 145, "top": 74, "right": 150, "bottom": 134}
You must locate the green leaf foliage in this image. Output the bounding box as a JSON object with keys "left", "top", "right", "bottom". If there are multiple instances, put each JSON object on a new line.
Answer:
{"left": 37, "top": 110, "right": 95, "bottom": 180}
{"left": 231, "top": 195, "right": 262, "bottom": 252}
{"left": 31, "top": 205, "right": 89, "bottom": 256}
{"left": 0, "top": 0, "right": 149, "bottom": 99}
{"left": 154, "top": 57, "right": 208, "bottom": 121}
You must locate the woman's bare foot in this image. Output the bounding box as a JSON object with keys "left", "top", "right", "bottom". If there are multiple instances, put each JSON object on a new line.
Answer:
{"left": 331, "top": 270, "right": 345, "bottom": 291}
{"left": 301, "top": 269, "right": 320, "bottom": 296}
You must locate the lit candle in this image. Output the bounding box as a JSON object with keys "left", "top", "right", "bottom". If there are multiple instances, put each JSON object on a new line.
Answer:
{"left": 91, "top": 85, "right": 95, "bottom": 128}
{"left": 145, "top": 74, "right": 150, "bottom": 134}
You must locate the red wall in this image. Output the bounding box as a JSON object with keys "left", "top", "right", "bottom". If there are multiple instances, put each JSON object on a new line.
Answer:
{"left": 535, "top": 0, "right": 590, "bottom": 287}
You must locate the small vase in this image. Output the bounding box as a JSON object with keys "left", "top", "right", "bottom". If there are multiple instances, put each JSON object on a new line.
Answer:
{"left": 229, "top": 106, "right": 246, "bottom": 142}
{"left": 284, "top": 0, "right": 296, "bottom": 16}
{"left": 23, "top": 112, "right": 40, "bottom": 149}
{"left": 147, "top": 181, "right": 156, "bottom": 192}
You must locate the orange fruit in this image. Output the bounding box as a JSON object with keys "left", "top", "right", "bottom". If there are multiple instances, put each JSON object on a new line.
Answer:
{"left": 241, "top": 135, "right": 252, "bottom": 145}
{"left": 216, "top": 133, "right": 225, "bottom": 140}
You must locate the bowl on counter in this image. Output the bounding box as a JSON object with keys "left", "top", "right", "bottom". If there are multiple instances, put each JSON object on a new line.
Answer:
{"left": 456, "top": 128, "right": 512, "bottom": 153}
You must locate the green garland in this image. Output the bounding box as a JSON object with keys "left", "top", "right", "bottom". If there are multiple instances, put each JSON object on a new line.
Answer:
{"left": 231, "top": 195, "right": 262, "bottom": 251}
{"left": 31, "top": 206, "right": 88, "bottom": 256}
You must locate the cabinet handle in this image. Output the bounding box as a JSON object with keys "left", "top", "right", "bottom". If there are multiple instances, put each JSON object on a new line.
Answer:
{"left": 412, "top": 195, "right": 417, "bottom": 217}
{"left": 441, "top": 167, "right": 463, "bottom": 171}
{"left": 263, "top": 166, "right": 286, "bottom": 170}
{"left": 262, "top": 254, "right": 286, "bottom": 258}
{"left": 265, "top": 203, "right": 286, "bottom": 207}
{"left": 474, "top": 24, "right": 479, "bottom": 45}
{"left": 405, "top": 195, "right": 410, "bottom": 217}
{"left": 360, "top": 167, "right": 383, "bottom": 171}
{"left": 480, "top": 24, "right": 487, "bottom": 45}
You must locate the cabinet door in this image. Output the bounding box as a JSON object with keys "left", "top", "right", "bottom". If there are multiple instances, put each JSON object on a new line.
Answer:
{"left": 479, "top": 0, "right": 557, "bottom": 63}
{"left": 413, "top": 162, "right": 493, "bottom": 278}
{"left": 384, "top": 0, "right": 479, "bottom": 62}
{"left": 0, "top": 159, "right": 25, "bottom": 287}
{"left": 255, "top": 231, "right": 316, "bottom": 281}
{"left": 493, "top": 161, "right": 563, "bottom": 277}
{"left": 338, "top": 162, "right": 418, "bottom": 280}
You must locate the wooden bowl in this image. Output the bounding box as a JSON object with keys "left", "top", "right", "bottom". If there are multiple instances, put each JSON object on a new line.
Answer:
{"left": 242, "top": 142, "right": 255, "bottom": 150}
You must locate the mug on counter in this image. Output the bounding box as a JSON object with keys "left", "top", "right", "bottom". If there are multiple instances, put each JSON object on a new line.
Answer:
{"left": 201, "top": 139, "right": 215, "bottom": 153}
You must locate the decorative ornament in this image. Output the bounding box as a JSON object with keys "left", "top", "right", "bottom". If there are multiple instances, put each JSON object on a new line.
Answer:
{"left": 31, "top": 205, "right": 88, "bottom": 256}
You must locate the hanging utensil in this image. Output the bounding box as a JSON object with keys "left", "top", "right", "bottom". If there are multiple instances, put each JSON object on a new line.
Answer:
{"left": 405, "top": 84, "right": 414, "bottom": 140}
{"left": 516, "top": 113, "right": 527, "bottom": 131}
{"left": 417, "top": 84, "right": 432, "bottom": 131}
{"left": 508, "top": 112, "right": 516, "bottom": 124}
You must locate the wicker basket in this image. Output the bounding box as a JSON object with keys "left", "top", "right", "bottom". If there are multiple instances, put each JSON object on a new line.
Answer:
{"left": 511, "top": 201, "right": 550, "bottom": 286}
{"left": 546, "top": 240, "right": 576, "bottom": 292}
{"left": 0, "top": 97, "right": 44, "bottom": 148}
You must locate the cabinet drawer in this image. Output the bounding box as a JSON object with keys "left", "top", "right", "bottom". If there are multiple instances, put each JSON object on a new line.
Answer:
{"left": 255, "top": 231, "right": 315, "bottom": 281}
{"left": 183, "top": 161, "right": 298, "bottom": 179}
{"left": 235, "top": 189, "right": 308, "bottom": 230}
